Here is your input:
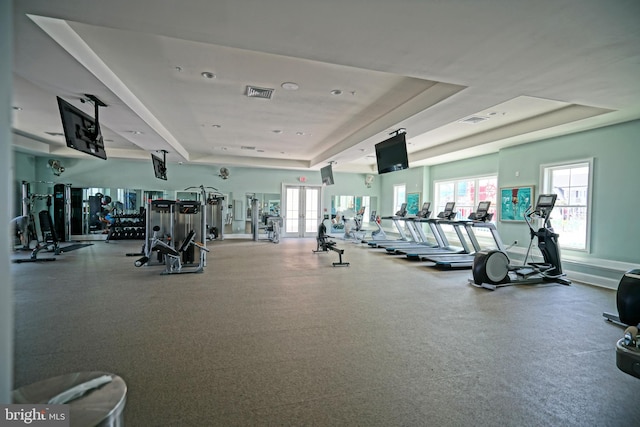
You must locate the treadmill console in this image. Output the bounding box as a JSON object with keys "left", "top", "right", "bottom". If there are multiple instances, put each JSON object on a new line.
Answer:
{"left": 468, "top": 201, "right": 493, "bottom": 221}
{"left": 395, "top": 203, "right": 407, "bottom": 217}
{"left": 437, "top": 202, "right": 456, "bottom": 220}
{"left": 418, "top": 202, "right": 431, "bottom": 219}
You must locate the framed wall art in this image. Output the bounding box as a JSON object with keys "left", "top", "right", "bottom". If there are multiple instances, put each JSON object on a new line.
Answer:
{"left": 500, "top": 186, "right": 534, "bottom": 221}
{"left": 406, "top": 193, "right": 420, "bottom": 216}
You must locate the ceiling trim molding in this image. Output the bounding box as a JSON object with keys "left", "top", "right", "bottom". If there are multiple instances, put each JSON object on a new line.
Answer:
{"left": 27, "top": 14, "right": 191, "bottom": 161}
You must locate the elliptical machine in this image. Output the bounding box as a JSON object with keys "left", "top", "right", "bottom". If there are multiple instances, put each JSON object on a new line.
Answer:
{"left": 471, "top": 193, "right": 571, "bottom": 290}
{"left": 609, "top": 269, "right": 640, "bottom": 379}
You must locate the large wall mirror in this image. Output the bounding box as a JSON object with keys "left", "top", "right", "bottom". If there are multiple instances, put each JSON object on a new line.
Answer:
{"left": 241, "top": 192, "right": 281, "bottom": 234}
{"left": 18, "top": 181, "right": 283, "bottom": 241}
{"left": 329, "top": 195, "right": 377, "bottom": 233}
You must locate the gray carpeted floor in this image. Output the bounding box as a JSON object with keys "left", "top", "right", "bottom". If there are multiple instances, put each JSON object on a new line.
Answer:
{"left": 11, "top": 238, "right": 639, "bottom": 426}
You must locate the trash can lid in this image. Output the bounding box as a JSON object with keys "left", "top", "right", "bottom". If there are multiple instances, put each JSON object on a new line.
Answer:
{"left": 12, "top": 371, "right": 126, "bottom": 427}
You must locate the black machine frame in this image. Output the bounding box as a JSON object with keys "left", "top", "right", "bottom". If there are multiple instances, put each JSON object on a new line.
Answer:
{"left": 471, "top": 193, "right": 571, "bottom": 290}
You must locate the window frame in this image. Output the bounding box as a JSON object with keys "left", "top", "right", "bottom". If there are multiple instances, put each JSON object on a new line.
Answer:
{"left": 540, "top": 158, "right": 593, "bottom": 253}
{"left": 393, "top": 184, "right": 406, "bottom": 214}
{"left": 433, "top": 174, "right": 498, "bottom": 221}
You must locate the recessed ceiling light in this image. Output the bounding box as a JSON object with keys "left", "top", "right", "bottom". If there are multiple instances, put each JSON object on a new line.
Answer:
{"left": 257, "top": 149, "right": 265, "bottom": 153}
{"left": 212, "top": 124, "right": 221, "bottom": 128}
{"left": 272, "top": 129, "right": 283, "bottom": 134}
{"left": 130, "top": 131, "right": 143, "bottom": 135}
{"left": 201, "top": 71, "right": 216, "bottom": 79}
{"left": 296, "top": 132, "right": 305, "bottom": 136}
{"left": 281, "top": 82, "right": 299, "bottom": 91}
{"left": 330, "top": 89, "right": 343, "bottom": 96}
{"left": 175, "top": 66, "right": 183, "bottom": 72}
{"left": 13, "top": 106, "right": 23, "bottom": 111}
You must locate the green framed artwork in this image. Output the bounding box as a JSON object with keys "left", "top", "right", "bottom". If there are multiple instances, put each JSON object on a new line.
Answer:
{"left": 500, "top": 186, "right": 534, "bottom": 221}
{"left": 406, "top": 193, "right": 420, "bottom": 216}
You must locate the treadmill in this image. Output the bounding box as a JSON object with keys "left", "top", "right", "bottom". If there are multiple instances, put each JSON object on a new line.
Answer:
{"left": 365, "top": 203, "right": 414, "bottom": 248}
{"left": 403, "top": 202, "right": 470, "bottom": 259}
{"left": 384, "top": 202, "right": 439, "bottom": 254}
{"left": 424, "top": 201, "right": 505, "bottom": 268}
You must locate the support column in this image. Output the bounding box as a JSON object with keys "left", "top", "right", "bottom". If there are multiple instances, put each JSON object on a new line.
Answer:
{"left": 0, "top": 0, "right": 14, "bottom": 403}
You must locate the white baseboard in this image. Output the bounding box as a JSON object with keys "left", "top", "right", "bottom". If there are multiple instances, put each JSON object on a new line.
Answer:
{"left": 506, "top": 246, "right": 637, "bottom": 290}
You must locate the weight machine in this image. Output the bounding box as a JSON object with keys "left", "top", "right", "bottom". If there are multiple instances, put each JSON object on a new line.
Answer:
{"left": 134, "top": 185, "right": 211, "bottom": 274}
{"left": 13, "top": 182, "right": 64, "bottom": 262}
{"left": 144, "top": 226, "right": 209, "bottom": 274}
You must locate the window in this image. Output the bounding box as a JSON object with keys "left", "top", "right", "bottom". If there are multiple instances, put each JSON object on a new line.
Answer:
{"left": 393, "top": 184, "right": 406, "bottom": 214}
{"left": 542, "top": 160, "right": 592, "bottom": 251}
{"left": 434, "top": 175, "right": 498, "bottom": 220}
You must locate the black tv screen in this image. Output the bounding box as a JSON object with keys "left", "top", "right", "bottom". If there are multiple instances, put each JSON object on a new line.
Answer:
{"left": 375, "top": 133, "right": 408, "bottom": 174}
{"left": 151, "top": 154, "right": 167, "bottom": 180}
{"left": 320, "top": 164, "right": 334, "bottom": 185}
{"left": 57, "top": 96, "right": 107, "bottom": 160}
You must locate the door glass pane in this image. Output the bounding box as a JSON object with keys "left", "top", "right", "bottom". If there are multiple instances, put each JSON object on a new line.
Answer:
{"left": 285, "top": 187, "right": 299, "bottom": 233}
{"left": 305, "top": 188, "right": 319, "bottom": 233}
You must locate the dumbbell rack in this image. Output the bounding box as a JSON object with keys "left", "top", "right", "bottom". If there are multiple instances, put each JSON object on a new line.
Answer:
{"left": 110, "top": 214, "right": 146, "bottom": 240}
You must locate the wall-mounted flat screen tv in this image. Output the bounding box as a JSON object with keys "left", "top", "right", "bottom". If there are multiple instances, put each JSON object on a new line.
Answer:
{"left": 320, "top": 164, "right": 334, "bottom": 185}
{"left": 57, "top": 96, "right": 107, "bottom": 160}
{"left": 151, "top": 154, "right": 167, "bottom": 180}
{"left": 375, "top": 132, "right": 408, "bottom": 174}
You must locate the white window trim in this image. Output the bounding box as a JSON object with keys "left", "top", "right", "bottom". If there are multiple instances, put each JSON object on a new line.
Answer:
{"left": 393, "top": 183, "right": 406, "bottom": 213}
{"left": 433, "top": 174, "right": 498, "bottom": 216}
{"left": 540, "top": 157, "right": 594, "bottom": 253}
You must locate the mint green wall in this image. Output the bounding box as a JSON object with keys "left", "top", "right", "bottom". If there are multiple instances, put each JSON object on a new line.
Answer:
{"left": 422, "top": 120, "right": 640, "bottom": 266}
{"left": 498, "top": 119, "right": 640, "bottom": 264}
{"left": 430, "top": 153, "right": 499, "bottom": 183}
{"left": 378, "top": 167, "right": 425, "bottom": 216}
{"left": 25, "top": 155, "right": 379, "bottom": 222}
{"left": 14, "top": 118, "right": 640, "bottom": 265}
{"left": 13, "top": 151, "right": 37, "bottom": 217}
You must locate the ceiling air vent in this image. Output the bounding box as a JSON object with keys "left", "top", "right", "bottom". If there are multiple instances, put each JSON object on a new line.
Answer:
{"left": 246, "top": 85, "right": 274, "bottom": 99}
{"left": 459, "top": 115, "right": 489, "bottom": 124}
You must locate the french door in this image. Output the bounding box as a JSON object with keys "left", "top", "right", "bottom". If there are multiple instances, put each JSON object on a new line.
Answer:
{"left": 282, "top": 185, "right": 322, "bottom": 238}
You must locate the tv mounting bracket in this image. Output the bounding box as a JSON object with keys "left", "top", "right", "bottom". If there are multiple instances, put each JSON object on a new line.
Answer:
{"left": 155, "top": 149, "right": 168, "bottom": 164}
{"left": 82, "top": 94, "right": 107, "bottom": 140}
